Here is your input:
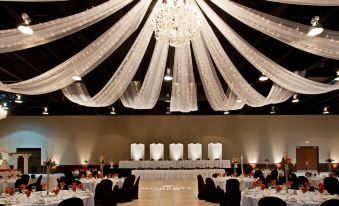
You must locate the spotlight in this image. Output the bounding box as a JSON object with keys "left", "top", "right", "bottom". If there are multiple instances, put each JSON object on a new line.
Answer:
{"left": 270, "top": 106, "right": 275, "bottom": 114}
{"left": 165, "top": 93, "right": 171, "bottom": 102}
{"left": 42, "top": 107, "right": 49, "bottom": 115}
{"left": 2, "top": 102, "right": 8, "bottom": 110}
{"left": 110, "top": 107, "right": 116, "bottom": 115}
{"left": 307, "top": 16, "right": 323, "bottom": 37}
{"left": 323, "top": 107, "right": 329, "bottom": 115}
{"left": 236, "top": 99, "right": 243, "bottom": 103}
{"left": 292, "top": 94, "right": 299, "bottom": 103}
{"left": 17, "top": 13, "right": 33, "bottom": 35}
{"left": 164, "top": 68, "right": 173, "bottom": 81}
{"left": 259, "top": 74, "right": 268, "bottom": 81}
{"left": 334, "top": 70, "right": 339, "bottom": 81}
{"left": 15, "top": 94, "right": 23, "bottom": 103}
{"left": 224, "top": 111, "right": 229, "bottom": 115}
{"left": 166, "top": 106, "right": 171, "bottom": 114}
{"left": 72, "top": 75, "right": 82, "bottom": 81}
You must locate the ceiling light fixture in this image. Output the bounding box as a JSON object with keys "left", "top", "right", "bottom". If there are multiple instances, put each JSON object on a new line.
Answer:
{"left": 110, "top": 106, "right": 116, "bottom": 115}
{"left": 164, "top": 68, "right": 173, "bottom": 81}
{"left": 165, "top": 93, "right": 171, "bottom": 102}
{"left": 72, "top": 75, "right": 82, "bottom": 81}
{"left": 292, "top": 94, "right": 299, "bottom": 103}
{"left": 152, "top": 0, "right": 202, "bottom": 47}
{"left": 224, "top": 111, "right": 229, "bottom": 115}
{"left": 15, "top": 94, "right": 23, "bottom": 103}
{"left": 270, "top": 106, "right": 275, "bottom": 114}
{"left": 2, "top": 102, "right": 8, "bottom": 110}
{"left": 0, "top": 105, "right": 7, "bottom": 120}
{"left": 334, "top": 70, "right": 339, "bottom": 81}
{"left": 236, "top": 99, "right": 243, "bottom": 103}
{"left": 166, "top": 106, "right": 171, "bottom": 114}
{"left": 307, "top": 16, "right": 323, "bottom": 37}
{"left": 42, "top": 107, "right": 49, "bottom": 115}
{"left": 323, "top": 106, "right": 329, "bottom": 114}
{"left": 259, "top": 74, "right": 268, "bottom": 81}
{"left": 18, "top": 13, "right": 34, "bottom": 35}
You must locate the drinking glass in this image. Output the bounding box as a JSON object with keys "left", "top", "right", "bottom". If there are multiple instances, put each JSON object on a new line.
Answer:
{"left": 31, "top": 186, "right": 37, "bottom": 192}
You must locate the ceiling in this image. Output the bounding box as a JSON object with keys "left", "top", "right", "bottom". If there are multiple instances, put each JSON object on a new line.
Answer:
{"left": 0, "top": 0, "right": 339, "bottom": 116}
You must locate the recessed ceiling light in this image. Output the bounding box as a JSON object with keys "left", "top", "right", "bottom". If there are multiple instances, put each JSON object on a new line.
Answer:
{"left": 224, "top": 111, "right": 229, "bottom": 115}
{"left": 270, "top": 106, "right": 275, "bottom": 114}
{"left": 72, "top": 75, "right": 82, "bottom": 81}
{"left": 259, "top": 74, "right": 268, "bottom": 81}
{"left": 323, "top": 107, "right": 329, "bottom": 114}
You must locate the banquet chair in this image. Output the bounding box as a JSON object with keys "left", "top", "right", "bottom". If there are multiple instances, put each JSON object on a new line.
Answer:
{"left": 14, "top": 178, "right": 27, "bottom": 192}
{"left": 217, "top": 186, "right": 225, "bottom": 206}
{"left": 254, "top": 170, "right": 264, "bottom": 179}
{"left": 101, "top": 185, "right": 119, "bottom": 206}
{"left": 197, "top": 174, "right": 207, "bottom": 200}
{"left": 320, "top": 199, "right": 339, "bottom": 206}
{"left": 64, "top": 171, "right": 74, "bottom": 186}
{"left": 27, "top": 175, "right": 43, "bottom": 191}
{"left": 57, "top": 176, "right": 68, "bottom": 190}
{"left": 324, "top": 177, "right": 339, "bottom": 195}
{"left": 205, "top": 177, "right": 219, "bottom": 203}
{"left": 21, "top": 174, "right": 30, "bottom": 185}
{"left": 296, "top": 176, "right": 309, "bottom": 186}
{"left": 57, "top": 197, "right": 84, "bottom": 206}
{"left": 131, "top": 176, "right": 140, "bottom": 199}
{"left": 0, "top": 204, "right": 4, "bottom": 206}
{"left": 224, "top": 179, "right": 241, "bottom": 206}
{"left": 117, "top": 175, "right": 135, "bottom": 203}
{"left": 94, "top": 179, "right": 113, "bottom": 206}
{"left": 258, "top": 196, "right": 287, "bottom": 206}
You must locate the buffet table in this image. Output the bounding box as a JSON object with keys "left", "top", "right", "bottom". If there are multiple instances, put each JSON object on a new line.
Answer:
{"left": 119, "top": 160, "right": 231, "bottom": 169}
{"left": 132, "top": 169, "right": 225, "bottom": 180}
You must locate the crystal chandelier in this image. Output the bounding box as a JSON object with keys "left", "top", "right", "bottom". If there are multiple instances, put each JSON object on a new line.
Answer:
{"left": 0, "top": 105, "right": 7, "bottom": 120}
{"left": 152, "top": 0, "right": 202, "bottom": 47}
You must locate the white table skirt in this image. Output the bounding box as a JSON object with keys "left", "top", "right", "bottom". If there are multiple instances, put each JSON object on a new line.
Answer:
{"left": 0, "top": 190, "right": 94, "bottom": 206}
{"left": 80, "top": 178, "right": 124, "bottom": 193}
{"left": 119, "top": 160, "right": 231, "bottom": 169}
{"left": 132, "top": 169, "right": 225, "bottom": 180}
{"left": 240, "top": 189, "right": 337, "bottom": 206}
{"left": 214, "top": 176, "right": 256, "bottom": 191}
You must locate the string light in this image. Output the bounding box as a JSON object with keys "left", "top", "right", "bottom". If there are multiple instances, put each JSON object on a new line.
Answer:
{"left": 15, "top": 94, "right": 23, "bottom": 103}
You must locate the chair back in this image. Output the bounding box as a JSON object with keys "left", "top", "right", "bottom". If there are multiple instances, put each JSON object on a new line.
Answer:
{"left": 258, "top": 196, "right": 287, "bottom": 206}
{"left": 57, "top": 197, "right": 84, "bottom": 206}
{"left": 21, "top": 174, "right": 30, "bottom": 185}
{"left": 132, "top": 176, "right": 140, "bottom": 199}
{"left": 197, "top": 174, "right": 207, "bottom": 200}
{"left": 297, "top": 176, "right": 309, "bottom": 186}
{"left": 320, "top": 199, "right": 339, "bottom": 206}
{"left": 254, "top": 170, "right": 264, "bottom": 179}
{"left": 102, "top": 185, "right": 119, "bottom": 206}
{"left": 224, "top": 179, "right": 241, "bottom": 206}
{"left": 94, "top": 179, "right": 113, "bottom": 202}
{"left": 205, "top": 177, "right": 219, "bottom": 203}
{"left": 324, "top": 177, "right": 339, "bottom": 195}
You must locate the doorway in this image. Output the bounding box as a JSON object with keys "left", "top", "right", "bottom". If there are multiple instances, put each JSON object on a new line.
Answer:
{"left": 296, "top": 146, "right": 319, "bottom": 171}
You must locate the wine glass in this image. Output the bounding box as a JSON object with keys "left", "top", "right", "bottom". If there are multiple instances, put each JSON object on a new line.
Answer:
{"left": 31, "top": 186, "right": 36, "bottom": 192}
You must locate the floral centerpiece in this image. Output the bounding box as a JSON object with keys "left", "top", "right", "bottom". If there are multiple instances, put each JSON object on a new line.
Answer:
{"left": 231, "top": 157, "right": 240, "bottom": 173}
{"left": 325, "top": 158, "right": 334, "bottom": 172}
{"left": 281, "top": 153, "right": 291, "bottom": 192}
{"left": 98, "top": 155, "right": 106, "bottom": 172}
{"left": 43, "top": 154, "right": 56, "bottom": 195}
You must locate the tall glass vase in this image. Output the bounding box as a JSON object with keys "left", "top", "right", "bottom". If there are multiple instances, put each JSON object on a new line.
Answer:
{"left": 285, "top": 163, "right": 289, "bottom": 192}
{"left": 233, "top": 163, "right": 238, "bottom": 174}
{"left": 46, "top": 166, "right": 50, "bottom": 195}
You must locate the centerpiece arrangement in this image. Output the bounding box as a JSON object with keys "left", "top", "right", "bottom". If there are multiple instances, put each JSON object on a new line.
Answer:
{"left": 98, "top": 155, "right": 106, "bottom": 172}
{"left": 325, "top": 158, "right": 334, "bottom": 172}
{"left": 281, "top": 153, "right": 291, "bottom": 192}
{"left": 43, "top": 154, "right": 56, "bottom": 195}
{"left": 231, "top": 157, "right": 240, "bottom": 174}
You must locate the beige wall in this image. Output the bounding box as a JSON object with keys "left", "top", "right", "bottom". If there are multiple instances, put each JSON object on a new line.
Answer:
{"left": 0, "top": 115, "right": 338, "bottom": 165}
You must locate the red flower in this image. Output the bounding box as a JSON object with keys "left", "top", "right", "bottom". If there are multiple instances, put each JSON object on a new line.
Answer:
{"left": 25, "top": 190, "right": 32, "bottom": 197}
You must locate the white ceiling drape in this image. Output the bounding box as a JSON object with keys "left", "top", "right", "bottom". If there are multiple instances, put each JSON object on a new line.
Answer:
{"left": 264, "top": 0, "right": 339, "bottom": 6}
{"left": 0, "top": 0, "right": 151, "bottom": 95}
{"left": 0, "top": 0, "right": 135, "bottom": 53}
{"left": 210, "top": 0, "right": 339, "bottom": 60}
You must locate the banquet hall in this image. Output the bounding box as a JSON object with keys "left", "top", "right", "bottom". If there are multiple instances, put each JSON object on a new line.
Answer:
{"left": 0, "top": 0, "right": 339, "bottom": 206}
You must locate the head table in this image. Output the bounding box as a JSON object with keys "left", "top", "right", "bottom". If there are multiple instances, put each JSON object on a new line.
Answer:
{"left": 241, "top": 188, "right": 339, "bottom": 206}
{"left": 0, "top": 190, "right": 94, "bottom": 206}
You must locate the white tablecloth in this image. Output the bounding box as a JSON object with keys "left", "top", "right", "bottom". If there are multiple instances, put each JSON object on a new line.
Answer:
{"left": 131, "top": 169, "right": 225, "bottom": 180}
{"left": 0, "top": 190, "right": 94, "bottom": 206}
{"left": 80, "top": 178, "right": 124, "bottom": 193}
{"left": 119, "top": 160, "right": 231, "bottom": 169}
{"left": 240, "top": 189, "right": 337, "bottom": 206}
{"left": 214, "top": 176, "right": 256, "bottom": 191}
{"left": 0, "top": 179, "right": 16, "bottom": 193}
{"left": 0, "top": 170, "right": 21, "bottom": 178}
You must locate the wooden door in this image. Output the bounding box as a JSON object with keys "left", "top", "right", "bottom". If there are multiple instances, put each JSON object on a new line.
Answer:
{"left": 296, "top": 146, "right": 318, "bottom": 171}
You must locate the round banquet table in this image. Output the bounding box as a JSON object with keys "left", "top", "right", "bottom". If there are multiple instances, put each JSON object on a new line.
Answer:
{"left": 0, "top": 190, "right": 94, "bottom": 206}
{"left": 80, "top": 177, "right": 124, "bottom": 193}
{"left": 214, "top": 176, "right": 256, "bottom": 191}
{"left": 241, "top": 188, "right": 338, "bottom": 206}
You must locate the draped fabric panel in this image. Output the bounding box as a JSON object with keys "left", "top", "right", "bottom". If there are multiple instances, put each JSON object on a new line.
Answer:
{"left": 120, "top": 41, "right": 169, "bottom": 109}
{"left": 0, "top": 0, "right": 134, "bottom": 53}
{"left": 210, "top": 0, "right": 339, "bottom": 60}
{"left": 0, "top": 0, "right": 151, "bottom": 95}
{"left": 170, "top": 45, "right": 198, "bottom": 112}
{"left": 264, "top": 0, "right": 339, "bottom": 6}
{"left": 197, "top": 0, "right": 339, "bottom": 96}
{"left": 62, "top": 1, "right": 155, "bottom": 107}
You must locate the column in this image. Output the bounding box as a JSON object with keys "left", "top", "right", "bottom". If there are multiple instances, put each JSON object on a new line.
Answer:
{"left": 12, "top": 154, "right": 19, "bottom": 170}
{"left": 22, "top": 154, "right": 31, "bottom": 174}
